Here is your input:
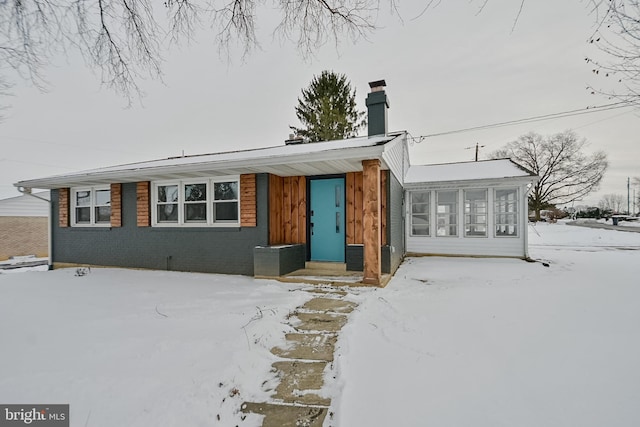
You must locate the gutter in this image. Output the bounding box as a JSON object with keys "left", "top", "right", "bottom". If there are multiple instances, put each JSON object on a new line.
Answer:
{"left": 15, "top": 187, "right": 53, "bottom": 271}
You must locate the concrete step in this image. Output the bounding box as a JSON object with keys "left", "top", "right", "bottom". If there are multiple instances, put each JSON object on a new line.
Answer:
{"left": 300, "top": 297, "right": 357, "bottom": 314}
{"left": 304, "top": 261, "right": 347, "bottom": 271}
{"left": 293, "top": 312, "right": 348, "bottom": 333}
{"left": 271, "top": 333, "right": 337, "bottom": 361}
{"left": 241, "top": 402, "right": 328, "bottom": 427}
{"left": 270, "top": 360, "right": 330, "bottom": 406}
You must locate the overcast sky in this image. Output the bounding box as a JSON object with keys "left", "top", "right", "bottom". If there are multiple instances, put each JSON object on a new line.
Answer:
{"left": 1, "top": 0, "right": 638, "bottom": 207}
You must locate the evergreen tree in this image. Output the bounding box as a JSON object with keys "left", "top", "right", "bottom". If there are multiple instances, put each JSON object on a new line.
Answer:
{"left": 290, "top": 71, "right": 366, "bottom": 142}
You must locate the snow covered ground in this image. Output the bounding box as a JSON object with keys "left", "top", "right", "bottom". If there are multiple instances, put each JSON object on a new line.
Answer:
{"left": 331, "top": 221, "right": 640, "bottom": 427}
{"left": 1, "top": 221, "right": 638, "bottom": 426}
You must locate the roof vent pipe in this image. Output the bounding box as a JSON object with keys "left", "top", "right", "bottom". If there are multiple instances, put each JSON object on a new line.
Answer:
{"left": 366, "top": 80, "right": 390, "bottom": 137}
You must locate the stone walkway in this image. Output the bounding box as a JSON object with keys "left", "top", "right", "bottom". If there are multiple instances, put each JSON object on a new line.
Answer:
{"left": 241, "top": 290, "right": 357, "bottom": 427}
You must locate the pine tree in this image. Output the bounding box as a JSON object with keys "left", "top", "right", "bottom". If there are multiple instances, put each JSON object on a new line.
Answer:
{"left": 290, "top": 71, "right": 366, "bottom": 142}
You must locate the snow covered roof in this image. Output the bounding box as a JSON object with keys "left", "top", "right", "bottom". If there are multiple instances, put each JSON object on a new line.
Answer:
{"left": 15, "top": 135, "right": 403, "bottom": 189}
{"left": 404, "top": 159, "right": 536, "bottom": 185}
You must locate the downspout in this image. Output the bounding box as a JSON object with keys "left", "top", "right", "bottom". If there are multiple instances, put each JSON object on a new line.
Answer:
{"left": 523, "top": 182, "right": 533, "bottom": 259}
{"left": 16, "top": 186, "right": 53, "bottom": 270}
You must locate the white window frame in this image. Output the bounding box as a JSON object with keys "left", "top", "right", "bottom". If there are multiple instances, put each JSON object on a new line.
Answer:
{"left": 410, "top": 191, "right": 431, "bottom": 236}
{"left": 151, "top": 176, "right": 240, "bottom": 227}
{"left": 494, "top": 188, "right": 519, "bottom": 237}
{"left": 436, "top": 190, "right": 458, "bottom": 237}
{"left": 71, "top": 186, "right": 112, "bottom": 227}
{"left": 464, "top": 188, "right": 488, "bottom": 238}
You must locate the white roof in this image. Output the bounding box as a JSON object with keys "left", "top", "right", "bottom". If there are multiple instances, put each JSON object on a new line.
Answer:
{"left": 16, "top": 135, "right": 401, "bottom": 189}
{"left": 0, "top": 191, "right": 50, "bottom": 217}
{"left": 405, "top": 159, "right": 536, "bottom": 184}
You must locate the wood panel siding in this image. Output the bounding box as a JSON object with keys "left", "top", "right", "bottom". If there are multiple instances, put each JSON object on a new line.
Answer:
{"left": 269, "top": 175, "right": 283, "bottom": 244}
{"left": 110, "top": 183, "right": 122, "bottom": 227}
{"left": 362, "top": 159, "right": 382, "bottom": 285}
{"left": 269, "top": 174, "right": 306, "bottom": 245}
{"left": 346, "top": 171, "right": 388, "bottom": 245}
{"left": 58, "top": 188, "right": 70, "bottom": 227}
{"left": 240, "top": 174, "right": 257, "bottom": 227}
{"left": 136, "top": 182, "right": 151, "bottom": 227}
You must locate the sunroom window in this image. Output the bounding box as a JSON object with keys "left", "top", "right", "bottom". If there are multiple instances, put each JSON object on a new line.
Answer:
{"left": 464, "top": 189, "right": 487, "bottom": 237}
{"left": 410, "top": 191, "right": 430, "bottom": 236}
{"left": 436, "top": 190, "right": 458, "bottom": 236}
{"left": 495, "top": 188, "right": 518, "bottom": 237}
{"left": 72, "top": 187, "right": 111, "bottom": 226}
{"left": 152, "top": 177, "right": 240, "bottom": 226}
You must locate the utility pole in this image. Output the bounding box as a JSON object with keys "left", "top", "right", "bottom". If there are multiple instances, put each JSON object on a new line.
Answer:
{"left": 628, "top": 177, "right": 630, "bottom": 214}
{"left": 466, "top": 143, "right": 485, "bottom": 161}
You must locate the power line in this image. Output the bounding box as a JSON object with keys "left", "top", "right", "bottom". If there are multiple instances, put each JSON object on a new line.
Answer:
{"left": 409, "top": 102, "right": 632, "bottom": 142}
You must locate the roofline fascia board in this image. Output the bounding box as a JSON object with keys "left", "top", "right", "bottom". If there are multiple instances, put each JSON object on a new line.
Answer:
{"left": 403, "top": 176, "right": 537, "bottom": 190}
{"left": 15, "top": 144, "right": 390, "bottom": 189}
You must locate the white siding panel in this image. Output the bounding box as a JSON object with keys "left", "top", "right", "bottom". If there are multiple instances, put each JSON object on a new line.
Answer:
{"left": 0, "top": 192, "right": 50, "bottom": 217}
{"left": 382, "top": 134, "right": 407, "bottom": 184}
{"left": 406, "top": 234, "right": 525, "bottom": 257}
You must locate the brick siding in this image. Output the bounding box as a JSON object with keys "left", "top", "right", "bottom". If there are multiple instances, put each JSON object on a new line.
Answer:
{"left": 0, "top": 217, "right": 48, "bottom": 260}
{"left": 110, "top": 183, "right": 122, "bottom": 227}
{"left": 58, "top": 188, "right": 70, "bottom": 227}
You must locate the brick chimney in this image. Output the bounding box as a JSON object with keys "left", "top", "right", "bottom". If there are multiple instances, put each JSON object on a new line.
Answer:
{"left": 366, "top": 80, "right": 389, "bottom": 137}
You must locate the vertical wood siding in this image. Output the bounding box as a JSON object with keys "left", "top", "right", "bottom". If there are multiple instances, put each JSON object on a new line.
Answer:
{"left": 346, "top": 171, "right": 388, "bottom": 245}
{"left": 240, "top": 174, "right": 257, "bottom": 227}
{"left": 58, "top": 188, "right": 70, "bottom": 227}
{"left": 269, "top": 175, "right": 306, "bottom": 245}
{"left": 362, "top": 159, "right": 382, "bottom": 285}
{"left": 136, "top": 182, "right": 151, "bottom": 227}
{"left": 110, "top": 183, "right": 122, "bottom": 227}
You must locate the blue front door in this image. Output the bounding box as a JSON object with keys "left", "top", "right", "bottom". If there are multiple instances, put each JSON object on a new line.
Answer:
{"left": 310, "top": 178, "right": 345, "bottom": 262}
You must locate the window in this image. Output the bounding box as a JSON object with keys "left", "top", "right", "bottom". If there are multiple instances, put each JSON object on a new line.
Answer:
{"left": 157, "top": 185, "right": 179, "bottom": 223}
{"left": 495, "top": 188, "right": 518, "bottom": 236}
{"left": 212, "top": 181, "right": 239, "bottom": 223}
{"left": 184, "top": 183, "right": 207, "bottom": 223}
{"left": 410, "top": 191, "right": 430, "bottom": 236}
{"left": 437, "top": 190, "right": 458, "bottom": 236}
{"left": 152, "top": 177, "right": 240, "bottom": 226}
{"left": 464, "top": 189, "right": 487, "bottom": 237}
{"left": 72, "top": 187, "right": 111, "bottom": 226}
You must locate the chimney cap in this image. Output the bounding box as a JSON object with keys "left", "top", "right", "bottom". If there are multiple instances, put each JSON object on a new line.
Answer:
{"left": 368, "top": 79, "right": 387, "bottom": 89}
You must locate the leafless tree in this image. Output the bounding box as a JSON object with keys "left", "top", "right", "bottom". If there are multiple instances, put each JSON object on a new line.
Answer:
{"left": 491, "top": 131, "right": 608, "bottom": 221}
{"left": 0, "top": 0, "right": 378, "bottom": 109}
{"left": 585, "top": 1, "right": 640, "bottom": 104}
{"left": 598, "top": 193, "right": 625, "bottom": 212}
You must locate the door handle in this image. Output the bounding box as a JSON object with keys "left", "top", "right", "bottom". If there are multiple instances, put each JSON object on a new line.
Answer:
{"left": 310, "top": 222, "right": 314, "bottom": 235}
{"left": 336, "top": 212, "right": 340, "bottom": 233}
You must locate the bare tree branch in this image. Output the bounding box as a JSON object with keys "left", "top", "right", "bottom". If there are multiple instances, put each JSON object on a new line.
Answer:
{"left": 0, "top": 0, "right": 380, "bottom": 110}
{"left": 490, "top": 130, "right": 608, "bottom": 221}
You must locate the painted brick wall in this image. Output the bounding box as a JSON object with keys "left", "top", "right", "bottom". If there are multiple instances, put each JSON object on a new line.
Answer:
{"left": 387, "top": 171, "right": 405, "bottom": 274}
{"left": 0, "top": 217, "right": 48, "bottom": 260}
{"left": 51, "top": 174, "right": 270, "bottom": 275}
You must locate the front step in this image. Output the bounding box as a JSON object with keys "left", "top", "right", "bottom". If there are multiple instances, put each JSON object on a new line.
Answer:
{"left": 305, "top": 261, "right": 346, "bottom": 271}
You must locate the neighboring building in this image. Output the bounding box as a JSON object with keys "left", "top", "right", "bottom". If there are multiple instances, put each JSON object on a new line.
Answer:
{"left": 14, "top": 81, "right": 537, "bottom": 285}
{"left": 0, "top": 192, "right": 50, "bottom": 260}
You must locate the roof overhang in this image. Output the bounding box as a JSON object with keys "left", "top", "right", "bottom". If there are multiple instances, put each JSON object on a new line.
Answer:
{"left": 15, "top": 135, "right": 402, "bottom": 189}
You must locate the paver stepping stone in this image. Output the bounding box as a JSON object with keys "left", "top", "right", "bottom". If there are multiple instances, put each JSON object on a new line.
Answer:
{"left": 271, "top": 360, "right": 330, "bottom": 406}
{"left": 271, "top": 333, "right": 337, "bottom": 361}
{"left": 241, "top": 402, "right": 327, "bottom": 427}
{"left": 293, "top": 312, "right": 347, "bottom": 333}
{"left": 301, "top": 297, "right": 357, "bottom": 314}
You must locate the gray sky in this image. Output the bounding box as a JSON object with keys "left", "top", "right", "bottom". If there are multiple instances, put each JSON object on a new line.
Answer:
{"left": 1, "top": 0, "right": 638, "bottom": 207}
